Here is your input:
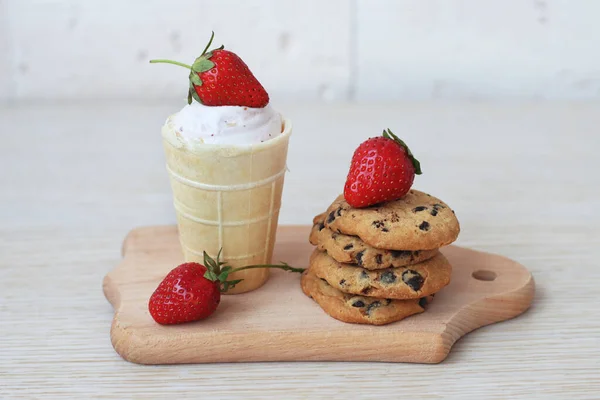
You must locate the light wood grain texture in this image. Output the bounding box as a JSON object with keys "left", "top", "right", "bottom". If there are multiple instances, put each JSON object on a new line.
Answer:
{"left": 2, "top": 102, "right": 600, "bottom": 398}
{"left": 104, "top": 225, "right": 534, "bottom": 365}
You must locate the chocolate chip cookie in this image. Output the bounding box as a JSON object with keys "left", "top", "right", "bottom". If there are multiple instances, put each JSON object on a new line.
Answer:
{"left": 323, "top": 190, "right": 460, "bottom": 251}
{"left": 301, "top": 269, "right": 433, "bottom": 325}
{"left": 309, "top": 249, "right": 451, "bottom": 299}
{"left": 310, "top": 213, "right": 438, "bottom": 270}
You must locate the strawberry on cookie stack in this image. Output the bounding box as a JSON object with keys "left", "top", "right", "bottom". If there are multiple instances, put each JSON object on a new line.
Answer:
{"left": 301, "top": 130, "right": 460, "bottom": 325}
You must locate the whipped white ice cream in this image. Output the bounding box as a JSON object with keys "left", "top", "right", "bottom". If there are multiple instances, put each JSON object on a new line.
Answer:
{"left": 169, "top": 101, "right": 283, "bottom": 146}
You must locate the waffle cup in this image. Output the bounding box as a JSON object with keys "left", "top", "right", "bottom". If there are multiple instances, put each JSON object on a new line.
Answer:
{"left": 162, "top": 117, "right": 292, "bottom": 294}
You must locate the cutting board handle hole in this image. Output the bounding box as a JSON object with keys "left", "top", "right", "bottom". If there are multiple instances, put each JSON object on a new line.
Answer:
{"left": 472, "top": 270, "right": 497, "bottom": 281}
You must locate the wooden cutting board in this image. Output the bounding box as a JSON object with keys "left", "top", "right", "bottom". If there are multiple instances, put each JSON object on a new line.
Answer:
{"left": 103, "top": 225, "right": 534, "bottom": 365}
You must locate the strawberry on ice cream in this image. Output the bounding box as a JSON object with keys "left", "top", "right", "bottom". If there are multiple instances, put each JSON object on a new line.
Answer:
{"left": 150, "top": 32, "right": 293, "bottom": 295}
{"left": 151, "top": 32, "right": 283, "bottom": 146}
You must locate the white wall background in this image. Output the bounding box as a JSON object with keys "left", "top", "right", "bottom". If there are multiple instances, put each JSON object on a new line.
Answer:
{"left": 1, "top": 0, "right": 599, "bottom": 103}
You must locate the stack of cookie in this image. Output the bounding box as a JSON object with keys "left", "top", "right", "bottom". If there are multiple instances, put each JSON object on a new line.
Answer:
{"left": 301, "top": 189, "right": 460, "bottom": 325}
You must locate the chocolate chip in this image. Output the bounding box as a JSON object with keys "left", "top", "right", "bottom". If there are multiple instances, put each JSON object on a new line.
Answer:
{"left": 352, "top": 300, "right": 365, "bottom": 308}
{"left": 430, "top": 209, "right": 438, "bottom": 216}
{"left": 391, "top": 250, "right": 409, "bottom": 258}
{"left": 318, "top": 222, "right": 325, "bottom": 231}
{"left": 343, "top": 244, "right": 353, "bottom": 250}
{"left": 372, "top": 220, "right": 385, "bottom": 229}
{"left": 339, "top": 279, "right": 346, "bottom": 286}
{"left": 382, "top": 228, "right": 389, "bottom": 232}
{"left": 433, "top": 203, "right": 445, "bottom": 209}
{"left": 365, "top": 301, "right": 381, "bottom": 316}
{"left": 413, "top": 206, "right": 427, "bottom": 212}
{"left": 361, "top": 286, "right": 373, "bottom": 295}
{"left": 331, "top": 232, "right": 339, "bottom": 239}
{"left": 419, "top": 297, "right": 429, "bottom": 308}
{"left": 452, "top": 209, "right": 455, "bottom": 214}
{"left": 326, "top": 211, "right": 336, "bottom": 224}
{"left": 355, "top": 251, "right": 365, "bottom": 266}
{"left": 402, "top": 270, "right": 424, "bottom": 291}
{"left": 419, "top": 221, "right": 430, "bottom": 231}
{"left": 375, "top": 254, "right": 383, "bottom": 264}
{"left": 359, "top": 270, "right": 369, "bottom": 279}
{"left": 336, "top": 207, "right": 342, "bottom": 217}
{"left": 379, "top": 270, "right": 397, "bottom": 284}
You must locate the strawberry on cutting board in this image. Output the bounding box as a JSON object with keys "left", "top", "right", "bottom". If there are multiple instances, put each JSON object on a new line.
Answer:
{"left": 149, "top": 252, "right": 304, "bottom": 325}
{"left": 149, "top": 31, "right": 269, "bottom": 108}
{"left": 344, "top": 129, "right": 422, "bottom": 208}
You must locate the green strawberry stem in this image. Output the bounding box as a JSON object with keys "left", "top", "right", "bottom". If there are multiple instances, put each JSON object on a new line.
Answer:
{"left": 148, "top": 59, "right": 192, "bottom": 70}
{"left": 200, "top": 31, "right": 215, "bottom": 57}
{"left": 148, "top": 31, "right": 219, "bottom": 71}
{"left": 201, "top": 250, "right": 304, "bottom": 292}
{"left": 231, "top": 263, "right": 305, "bottom": 274}
{"left": 149, "top": 32, "right": 223, "bottom": 105}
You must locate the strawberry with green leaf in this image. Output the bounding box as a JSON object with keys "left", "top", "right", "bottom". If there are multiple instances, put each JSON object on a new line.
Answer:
{"left": 344, "top": 129, "right": 422, "bottom": 208}
{"left": 148, "top": 251, "right": 304, "bottom": 325}
{"left": 150, "top": 32, "right": 269, "bottom": 108}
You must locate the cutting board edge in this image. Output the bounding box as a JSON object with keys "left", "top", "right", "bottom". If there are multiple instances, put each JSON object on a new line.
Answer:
{"left": 108, "top": 321, "right": 450, "bottom": 365}
{"left": 440, "top": 272, "right": 535, "bottom": 349}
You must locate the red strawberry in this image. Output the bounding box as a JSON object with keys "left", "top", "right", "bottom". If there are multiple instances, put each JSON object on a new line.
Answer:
{"left": 150, "top": 31, "right": 269, "bottom": 108}
{"left": 148, "top": 262, "right": 221, "bottom": 325}
{"left": 148, "top": 251, "right": 304, "bottom": 325}
{"left": 344, "top": 129, "right": 422, "bottom": 208}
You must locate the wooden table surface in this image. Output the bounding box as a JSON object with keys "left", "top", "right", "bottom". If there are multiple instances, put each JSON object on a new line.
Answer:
{"left": 1, "top": 101, "right": 599, "bottom": 399}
